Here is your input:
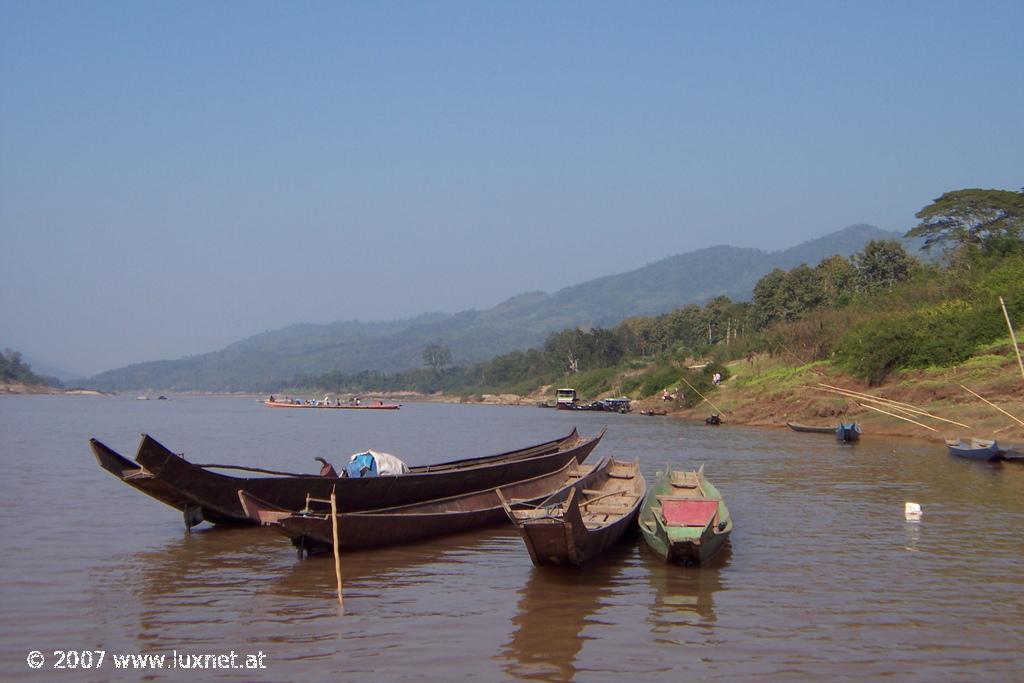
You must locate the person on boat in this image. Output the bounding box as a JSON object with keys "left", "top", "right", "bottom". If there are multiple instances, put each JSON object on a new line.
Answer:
{"left": 269, "top": 395, "right": 275, "bottom": 403}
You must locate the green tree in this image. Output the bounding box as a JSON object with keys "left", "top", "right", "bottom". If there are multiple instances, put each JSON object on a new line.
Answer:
{"left": 815, "top": 255, "right": 856, "bottom": 306}
{"left": 752, "top": 266, "right": 825, "bottom": 329}
{"left": 906, "top": 188, "right": 1024, "bottom": 253}
{"left": 0, "top": 348, "right": 55, "bottom": 385}
{"left": 751, "top": 268, "right": 788, "bottom": 329}
{"left": 422, "top": 342, "right": 452, "bottom": 371}
{"left": 853, "top": 240, "right": 917, "bottom": 290}
{"left": 544, "top": 328, "right": 585, "bottom": 372}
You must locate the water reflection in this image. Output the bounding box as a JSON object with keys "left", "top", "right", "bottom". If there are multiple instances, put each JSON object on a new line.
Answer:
{"left": 267, "top": 533, "right": 487, "bottom": 601}
{"left": 91, "top": 527, "right": 281, "bottom": 635}
{"left": 903, "top": 519, "right": 922, "bottom": 552}
{"left": 644, "top": 543, "right": 729, "bottom": 633}
{"left": 501, "top": 546, "right": 630, "bottom": 681}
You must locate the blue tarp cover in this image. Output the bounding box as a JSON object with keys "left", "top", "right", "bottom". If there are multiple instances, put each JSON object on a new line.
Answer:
{"left": 345, "top": 452, "right": 378, "bottom": 478}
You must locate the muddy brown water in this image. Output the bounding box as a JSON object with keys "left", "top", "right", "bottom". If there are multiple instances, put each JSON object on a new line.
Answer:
{"left": 2, "top": 395, "right": 1023, "bottom": 681}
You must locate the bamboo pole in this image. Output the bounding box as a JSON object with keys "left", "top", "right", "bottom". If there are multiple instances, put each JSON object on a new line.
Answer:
{"left": 815, "top": 383, "right": 971, "bottom": 429}
{"left": 1000, "top": 296, "right": 1024, "bottom": 383}
{"left": 960, "top": 384, "right": 1024, "bottom": 428}
{"left": 816, "top": 385, "right": 966, "bottom": 426}
{"left": 817, "top": 382, "right": 920, "bottom": 411}
{"left": 816, "top": 385, "right": 972, "bottom": 428}
{"left": 330, "top": 486, "right": 344, "bottom": 611}
{"left": 858, "top": 403, "right": 938, "bottom": 432}
{"left": 678, "top": 374, "right": 726, "bottom": 415}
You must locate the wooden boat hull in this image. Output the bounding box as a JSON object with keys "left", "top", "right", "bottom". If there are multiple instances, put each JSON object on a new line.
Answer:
{"left": 129, "top": 428, "right": 604, "bottom": 526}
{"left": 504, "top": 459, "right": 645, "bottom": 567}
{"left": 638, "top": 467, "right": 732, "bottom": 566}
{"left": 89, "top": 438, "right": 238, "bottom": 526}
{"left": 242, "top": 458, "right": 611, "bottom": 552}
{"left": 786, "top": 421, "right": 836, "bottom": 434}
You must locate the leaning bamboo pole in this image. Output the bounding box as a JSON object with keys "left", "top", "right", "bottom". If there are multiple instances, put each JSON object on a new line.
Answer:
{"left": 1000, "top": 296, "right": 1024, "bottom": 383}
{"left": 960, "top": 384, "right": 1024, "bottom": 428}
{"left": 817, "top": 382, "right": 920, "bottom": 412}
{"left": 858, "top": 403, "right": 938, "bottom": 432}
{"left": 815, "top": 385, "right": 950, "bottom": 421}
{"left": 330, "top": 486, "right": 344, "bottom": 611}
{"left": 678, "top": 374, "right": 726, "bottom": 415}
{"left": 815, "top": 384, "right": 971, "bottom": 429}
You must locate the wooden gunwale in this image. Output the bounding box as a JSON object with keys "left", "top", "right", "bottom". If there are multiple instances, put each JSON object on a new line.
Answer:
{"left": 128, "top": 427, "right": 605, "bottom": 525}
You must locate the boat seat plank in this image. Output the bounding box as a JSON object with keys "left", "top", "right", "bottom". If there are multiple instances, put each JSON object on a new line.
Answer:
{"left": 670, "top": 471, "right": 700, "bottom": 488}
{"left": 585, "top": 503, "right": 633, "bottom": 514}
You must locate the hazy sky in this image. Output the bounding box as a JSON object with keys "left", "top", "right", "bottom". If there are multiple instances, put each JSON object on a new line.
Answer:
{"left": 2, "top": 2, "right": 1021, "bottom": 376}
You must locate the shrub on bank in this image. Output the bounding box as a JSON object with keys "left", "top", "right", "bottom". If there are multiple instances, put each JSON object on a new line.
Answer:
{"left": 834, "top": 292, "right": 1022, "bottom": 385}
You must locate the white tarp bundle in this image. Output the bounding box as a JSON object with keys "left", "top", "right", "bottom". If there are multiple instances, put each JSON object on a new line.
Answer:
{"left": 347, "top": 449, "right": 410, "bottom": 476}
{"left": 368, "top": 450, "right": 410, "bottom": 475}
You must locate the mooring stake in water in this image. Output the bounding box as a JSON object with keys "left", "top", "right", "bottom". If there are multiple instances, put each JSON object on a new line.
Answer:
{"left": 330, "top": 485, "right": 344, "bottom": 611}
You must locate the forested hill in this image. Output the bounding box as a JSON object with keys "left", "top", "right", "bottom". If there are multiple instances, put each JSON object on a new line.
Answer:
{"left": 87, "top": 224, "right": 909, "bottom": 391}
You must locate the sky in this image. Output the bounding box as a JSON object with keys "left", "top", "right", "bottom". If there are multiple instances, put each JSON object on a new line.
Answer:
{"left": 1, "top": 1, "right": 1022, "bottom": 377}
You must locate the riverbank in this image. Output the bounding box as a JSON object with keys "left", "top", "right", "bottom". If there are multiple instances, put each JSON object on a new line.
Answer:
{"left": 0, "top": 381, "right": 65, "bottom": 395}
{"left": 446, "top": 346, "right": 1024, "bottom": 445}
{"left": 679, "top": 351, "right": 1024, "bottom": 443}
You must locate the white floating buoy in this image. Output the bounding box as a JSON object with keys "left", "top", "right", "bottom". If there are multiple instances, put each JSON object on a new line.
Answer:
{"left": 905, "top": 502, "right": 922, "bottom": 521}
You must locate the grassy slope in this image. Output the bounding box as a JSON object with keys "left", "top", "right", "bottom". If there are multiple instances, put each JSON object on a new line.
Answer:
{"left": 671, "top": 339, "right": 1024, "bottom": 443}
{"left": 453, "top": 336, "right": 1024, "bottom": 447}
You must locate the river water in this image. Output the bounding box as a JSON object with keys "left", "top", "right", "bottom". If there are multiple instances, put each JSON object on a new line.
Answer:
{"left": 1, "top": 395, "right": 1022, "bottom": 681}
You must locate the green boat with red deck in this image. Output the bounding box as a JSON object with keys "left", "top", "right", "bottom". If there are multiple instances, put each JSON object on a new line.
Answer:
{"left": 638, "top": 465, "right": 732, "bottom": 565}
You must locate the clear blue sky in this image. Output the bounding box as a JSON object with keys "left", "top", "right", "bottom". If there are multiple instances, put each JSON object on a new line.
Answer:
{"left": 1, "top": 1, "right": 1021, "bottom": 376}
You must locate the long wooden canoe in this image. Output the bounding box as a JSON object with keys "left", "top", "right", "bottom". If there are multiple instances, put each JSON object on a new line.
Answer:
{"left": 126, "top": 427, "right": 604, "bottom": 527}
{"left": 240, "top": 457, "right": 611, "bottom": 553}
{"left": 264, "top": 399, "right": 400, "bottom": 410}
{"left": 786, "top": 421, "right": 836, "bottom": 434}
{"left": 501, "top": 458, "right": 644, "bottom": 567}
{"left": 89, "top": 438, "right": 236, "bottom": 526}
{"left": 638, "top": 465, "right": 732, "bottom": 565}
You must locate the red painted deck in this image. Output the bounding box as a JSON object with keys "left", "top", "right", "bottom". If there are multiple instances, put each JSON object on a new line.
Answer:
{"left": 661, "top": 499, "right": 718, "bottom": 527}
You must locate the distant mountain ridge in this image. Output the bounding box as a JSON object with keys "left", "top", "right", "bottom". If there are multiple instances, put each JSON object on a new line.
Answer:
{"left": 87, "top": 224, "right": 910, "bottom": 391}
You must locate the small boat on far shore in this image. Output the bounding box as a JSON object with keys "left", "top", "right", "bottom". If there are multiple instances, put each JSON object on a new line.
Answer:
{"left": 786, "top": 421, "right": 836, "bottom": 434}
{"left": 264, "top": 396, "right": 400, "bottom": 410}
{"left": 945, "top": 438, "right": 1003, "bottom": 461}
{"left": 836, "top": 423, "right": 861, "bottom": 442}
